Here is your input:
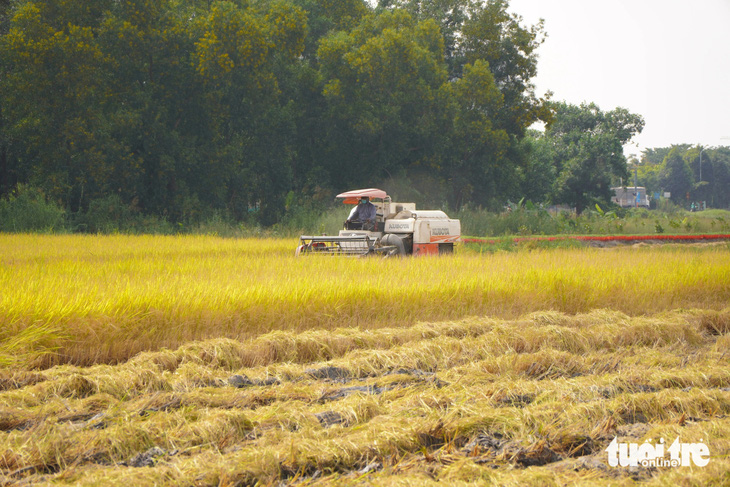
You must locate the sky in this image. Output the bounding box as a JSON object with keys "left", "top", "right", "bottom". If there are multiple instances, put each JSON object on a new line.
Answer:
{"left": 507, "top": 0, "right": 730, "bottom": 158}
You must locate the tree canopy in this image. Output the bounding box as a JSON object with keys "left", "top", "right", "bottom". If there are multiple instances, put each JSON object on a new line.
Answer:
{"left": 528, "top": 102, "right": 644, "bottom": 214}
{"left": 635, "top": 144, "right": 730, "bottom": 208}
{"left": 0, "top": 0, "right": 660, "bottom": 227}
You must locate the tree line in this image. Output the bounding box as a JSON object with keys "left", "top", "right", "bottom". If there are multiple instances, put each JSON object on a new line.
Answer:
{"left": 0, "top": 0, "right": 658, "bottom": 230}
{"left": 637, "top": 145, "right": 730, "bottom": 209}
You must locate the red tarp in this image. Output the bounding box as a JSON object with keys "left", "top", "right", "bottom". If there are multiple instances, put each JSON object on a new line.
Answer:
{"left": 463, "top": 234, "right": 730, "bottom": 244}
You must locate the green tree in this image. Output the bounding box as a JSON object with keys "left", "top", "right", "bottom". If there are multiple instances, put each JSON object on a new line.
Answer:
{"left": 291, "top": 0, "right": 370, "bottom": 60}
{"left": 635, "top": 161, "right": 661, "bottom": 198}
{"left": 164, "top": 0, "right": 308, "bottom": 223}
{"left": 441, "top": 60, "right": 509, "bottom": 208}
{"left": 460, "top": 0, "right": 548, "bottom": 136}
{"left": 659, "top": 146, "right": 694, "bottom": 205}
{"left": 708, "top": 148, "right": 730, "bottom": 208}
{"left": 377, "top": 0, "right": 468, "bottom": 76}
{"left": 382, "top": 0, "right": 547, "bottom": 122}
{"left": 1, "top": 0, "right": 307, "bottom": 223}
{"left": 0, "top": 0, "right": 10, "bottom": 196}
{"left": 317, "top": 9, "right": 449, "bottom": 189}
{"left": 518, "top": 130, "right": 557, "bottom": 203}
{"left": 1, "top": 1, "right": 112, "bottom": 209}
{"left": 684, "top": 145, "right": 711, "bottom": 205}
{"left": 376, "top": 0, "right": 551, "bottom": 207}
{"left": 545, "top": 102, "right": 644, "bottom": 214}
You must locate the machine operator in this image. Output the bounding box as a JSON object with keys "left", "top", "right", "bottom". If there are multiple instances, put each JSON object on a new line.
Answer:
{"left": 347, "top": 196, "right": 377, "bottom": 230}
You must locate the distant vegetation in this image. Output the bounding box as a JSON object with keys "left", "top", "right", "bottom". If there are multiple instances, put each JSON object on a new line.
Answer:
{"left": 0, "top": 0, "right": 550, "bottom": 225}
{"left": 636, "top": 145, "right": 730, "bottom": 209}
{"left": 2, "top": 182, "right": 729, "bottom": 238}
{"left": 2, "top": 0, "right": 726, "bottom": 231}
{"left": 2, "top": 0, "right": 691, "bottom": 231}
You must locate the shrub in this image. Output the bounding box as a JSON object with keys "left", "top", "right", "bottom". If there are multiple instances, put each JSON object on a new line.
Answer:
{"left": 0, "top": 185, "right": 66, "bottom": 232}
{"left": 81, "top": 194, "right": 134, "bottom": 233}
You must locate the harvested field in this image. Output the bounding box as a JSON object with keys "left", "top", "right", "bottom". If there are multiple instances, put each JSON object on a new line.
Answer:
{"left": 1, "top": 310, "right": 730, "bottom": 485}
{"left": 1, "top": 235, "right": 729, "bottom": 485}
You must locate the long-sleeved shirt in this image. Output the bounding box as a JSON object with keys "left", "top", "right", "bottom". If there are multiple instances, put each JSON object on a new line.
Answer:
{"left": 351, "top": 201, "right": 376, "bottom": 222}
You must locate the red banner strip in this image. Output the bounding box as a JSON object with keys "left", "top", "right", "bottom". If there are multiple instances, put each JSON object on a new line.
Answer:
{"left": 462, "top": 234, "right": 730, "bottom": 245}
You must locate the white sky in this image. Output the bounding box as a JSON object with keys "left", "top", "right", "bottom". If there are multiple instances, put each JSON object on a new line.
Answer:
{"left": 507, "top": 0, "right": 730, "bottom": 157}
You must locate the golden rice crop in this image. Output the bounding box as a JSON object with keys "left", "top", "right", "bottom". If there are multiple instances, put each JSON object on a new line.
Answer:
{"left": 1, "top": 234, "right": 729, "bottom": 366}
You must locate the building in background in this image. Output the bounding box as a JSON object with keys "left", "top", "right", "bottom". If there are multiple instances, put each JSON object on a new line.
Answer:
{"left": 611, "top": 187, "right": 650, "bottom": 208}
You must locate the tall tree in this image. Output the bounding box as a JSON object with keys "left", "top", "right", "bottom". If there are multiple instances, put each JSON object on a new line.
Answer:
{"left": 517, "top": 129, "right": 557, "bottom": 203}
{"left": 440, "top": 60, "right": 509, "bottom": 208}
{"left": 659, "top": 147, "right": 694, "bottom": 204}
{"left": 460, "top": 0, "right": 548, "bottom": 137}
{"left": 1, "top": 0, "right": 114, "bottom": 209}
{"left": 377, "top": 0, "right": 468, "bottom": 76}
{"left": 544, "top": 102, "right": 644, "bottom": 214}
{"left": 291, "top": 0, "right": 370, "bottom": 60}
{"left": 374, "top": 0, "right": 551, "bottom": 207}
{"left": 317, "top": 9, "right": 449, "bottom": 189}
{"left": 192, "top": 0, "right": 307, "bottom": 223}
{"left": 708, "top": 148, "right": 730, "bottom": 208}
{"left": 1, "top": 0, "right": 307, "bottom": 222}
{"left": 269, "top": 0, "right": 372, "bottom": 204}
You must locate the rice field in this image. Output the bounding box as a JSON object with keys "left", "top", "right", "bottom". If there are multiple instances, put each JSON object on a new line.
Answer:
{"left": 1, "top": 234, "right": 729, "bottom": 485}
{"left": 2, "top": 234, "right": 729, "bottom": 367}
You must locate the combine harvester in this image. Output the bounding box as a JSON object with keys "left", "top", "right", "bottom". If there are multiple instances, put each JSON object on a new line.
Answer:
{"left": 297, "top": 188, "right": 460, "bottom": 256}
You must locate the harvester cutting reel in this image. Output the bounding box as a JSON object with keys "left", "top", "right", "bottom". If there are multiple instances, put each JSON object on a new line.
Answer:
{"left": 296, "top": 233, "right": 405, "bottom": 257}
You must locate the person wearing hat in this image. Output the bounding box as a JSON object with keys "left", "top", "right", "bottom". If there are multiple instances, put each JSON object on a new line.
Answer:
{"left": 347, "top": 196, "right": 377, "bottom": 230}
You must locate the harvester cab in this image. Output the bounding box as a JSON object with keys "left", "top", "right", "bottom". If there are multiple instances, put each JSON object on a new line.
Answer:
{"left": 296, "top": 188, "right": 460, "bottom": 256}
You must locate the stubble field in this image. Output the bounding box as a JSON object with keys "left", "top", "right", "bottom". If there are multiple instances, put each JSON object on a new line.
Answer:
{"left": 1, "top": 234, "right": 729, "bottom": 485}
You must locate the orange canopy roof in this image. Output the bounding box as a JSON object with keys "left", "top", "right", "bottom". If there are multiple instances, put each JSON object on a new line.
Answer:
{"left": 336, "top": 188, "right": 388, "bottom": 204}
